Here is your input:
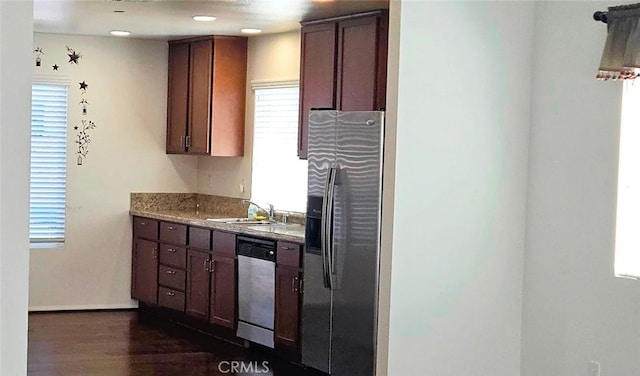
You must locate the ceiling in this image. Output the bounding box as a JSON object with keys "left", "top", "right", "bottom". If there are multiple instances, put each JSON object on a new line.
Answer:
{"left": 34, "top": 0, "right": 389, "bottom": 40}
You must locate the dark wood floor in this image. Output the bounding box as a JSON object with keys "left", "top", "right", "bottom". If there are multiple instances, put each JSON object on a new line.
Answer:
{"left": 28, "top": 310, "right": 322, "bottom": 376}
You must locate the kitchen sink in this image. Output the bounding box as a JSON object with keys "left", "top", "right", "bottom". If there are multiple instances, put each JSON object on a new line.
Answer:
{"left": 206, "top": 217, "right": 272, "bottom": 224}
{"left": 246, "top": 223, "right": 305, "bottom": 237}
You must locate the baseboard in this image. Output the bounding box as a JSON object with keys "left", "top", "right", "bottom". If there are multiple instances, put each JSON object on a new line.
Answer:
{"left": 29, "top": 302, "right": 139, "bottom": 312}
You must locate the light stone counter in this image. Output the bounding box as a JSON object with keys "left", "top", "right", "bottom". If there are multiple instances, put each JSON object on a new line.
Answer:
{"left": 130, "top": 209, "right": 305, "bottom": 244}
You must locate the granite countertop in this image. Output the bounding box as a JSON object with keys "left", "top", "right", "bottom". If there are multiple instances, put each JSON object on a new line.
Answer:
{"left": 130, "top": 209, "right": 305, "bottom": 244}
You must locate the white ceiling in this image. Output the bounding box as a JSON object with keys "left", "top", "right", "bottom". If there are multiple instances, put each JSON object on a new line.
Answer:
{"left": 34, "top": 0, "right": 389, "bottom": 40}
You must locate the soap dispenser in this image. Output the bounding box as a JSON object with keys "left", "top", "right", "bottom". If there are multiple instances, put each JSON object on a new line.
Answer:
{"left": 247, "top": 203, "right": 258, "bottom": 220}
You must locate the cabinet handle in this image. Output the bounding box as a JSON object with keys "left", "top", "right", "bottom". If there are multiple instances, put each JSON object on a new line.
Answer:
{"left": 299, "top": 278, "right": 304, "bottom": 293}
{"left": 292, "top": 276, "right": 298, "bottom": 292}
{"left": 166, "top": 270, "right": 176, "bottom": 275}
{"left": 181, "top": 136, "right": 185, "bottom": 148}
{"left": 167, "top": 248, "right": 177, "bottom": 253}
{"left": 185, "top": 135, "right": 191, "bottom": 148}
{"left": 168, "top": 226, "right": 176, "bottom": 231}
{"left": 281, "top": 246, "right": 295, "bottom": 251}
{"left": 140, "top": 221, "right": 148, "bottom": 226}
{"left": 153, "top": 247, "right": 158, "bottom": 259}
{"left": 210, "top": 259, "right": 215, "bottom": 274}
{"left": 204, "top": 259, "right": 210, "bottom": 272}
{"left": 166, "top": 292, "right": 175, "bottom": 297}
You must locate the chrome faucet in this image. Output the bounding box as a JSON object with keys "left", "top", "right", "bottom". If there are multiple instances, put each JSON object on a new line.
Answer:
{"left": 242, "top": 199, "right": 275, "bottom": 222}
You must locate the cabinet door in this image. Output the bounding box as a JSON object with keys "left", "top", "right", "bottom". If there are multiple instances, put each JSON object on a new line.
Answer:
{"left": 210, "top": 37, "right": 247, "bottom": 157}
{"left": 166, "top": 42, "right": 189, "bottom": 153}
{"left": 210, "top": 255, "right": 236, "bottom": 328}
{"left": 132, "top": 238, "right": 158, "bottom": 305}
{"left": 185, "top": 249, "right": 210, "bottom": 321}
{"left": 275, "top": 267, "right": 301, "bottom": 350}
{"left": 188, "top": 39, "right": 213, "bottom": 154}
{"left": 336, "top": 15, "right": 386, "bottom": 111}
{"left": 298, "top": 22, "right": 337, "bottom": 159}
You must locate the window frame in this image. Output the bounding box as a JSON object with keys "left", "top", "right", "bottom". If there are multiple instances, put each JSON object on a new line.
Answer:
{"left": 250, "top": 80, "right": 307, "bottom": 213}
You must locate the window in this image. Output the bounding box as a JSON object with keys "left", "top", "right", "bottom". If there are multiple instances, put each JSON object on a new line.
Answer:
{"left": 251, "top": 85, "right": 307, "bottom": 213}
{"left": 30, "top": 83, "right": 68, "bottom": 242}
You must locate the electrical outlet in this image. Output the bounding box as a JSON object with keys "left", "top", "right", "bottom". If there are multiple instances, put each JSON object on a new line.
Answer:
{"left": 589, "top": 361, "right": 600, "bottom": 376}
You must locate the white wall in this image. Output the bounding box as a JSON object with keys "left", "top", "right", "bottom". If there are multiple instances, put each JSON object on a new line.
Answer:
{"left": 522, "top": 2, "right": 640, "bottom": 375}
{"left": 197, "top": 30, "right": 300, "bottom": 198}
{"left": 0, "top": 1, "right": 33, "bottom": 373}
{"left": 29, "top": 33, "right": 198, "bottom": 310}
{"left": 386, "top": 1, "right": 534, "bottom": 375}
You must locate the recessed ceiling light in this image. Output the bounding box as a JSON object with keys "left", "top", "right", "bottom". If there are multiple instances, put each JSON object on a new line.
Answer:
{"left": 240, "top": 28, "right": 262, "bottom": 34}
{"left": 110, "top": 30, "right": 131, "bottom": 37}
{"left": 193, "top": 15, "right": 217, "bottom": 22}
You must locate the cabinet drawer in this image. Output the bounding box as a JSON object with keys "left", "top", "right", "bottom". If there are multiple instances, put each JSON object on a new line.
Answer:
{"left": 212, "top": 231, "right": 236, "bottom": 257}
{"left": 159, "top": 265, "right": 186, "bottom": 291}
{"left": 159, "top": 244, "right": 186, "bottom": 269}
{"left": 189, "top": 227, "right": 211, "bottom": 250}
{"left": 133, "top": 217, "right": 158, "bottom": 240}
{"left": 160, "top": 222, "right": 187, "bottom": 245}
{"left": 158, "top": 287, "right": 185, "bottom": 312}
{"left": 277, "top": 241, "right": 301, "bottom": 268}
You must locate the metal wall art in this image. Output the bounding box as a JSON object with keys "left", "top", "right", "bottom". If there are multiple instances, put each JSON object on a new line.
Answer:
{"left": 34, "top": 42, "right": 99, "bottom": 166}
{"left": 34, "top": 47, "right": 43, "bottom": 67}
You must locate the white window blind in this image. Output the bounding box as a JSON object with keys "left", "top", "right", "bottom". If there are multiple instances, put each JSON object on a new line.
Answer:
{"left": 30, "top": 84, "right": 68, "bottom": 242}
{"left": 251, "top": 85, "right": 307, "bottom": 213}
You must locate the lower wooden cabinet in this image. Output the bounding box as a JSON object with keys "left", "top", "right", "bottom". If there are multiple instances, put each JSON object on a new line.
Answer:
{"left": 275, "top": 266, "right": 302, "bottom": 350}
{"left": 158, "top": 286, "right": 185, "bottom": 311}
{"left": 132, "top": 238, "right": 159, "bottom": 305}
{"left": 132, "top": 216, "right": 303, "bottom": 357}
{"left": 186, "top": 249, "right": 211, "bottom": 321}
{"left": 210, "top": 255, "right": 236, "bottom": 328}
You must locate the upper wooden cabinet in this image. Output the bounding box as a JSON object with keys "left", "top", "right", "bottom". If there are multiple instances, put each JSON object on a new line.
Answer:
{"left": 167, "top": 36, "right": 248, "bottom": 156}
{"left": 297, "top": 10, "right": 389, "bottom": 159}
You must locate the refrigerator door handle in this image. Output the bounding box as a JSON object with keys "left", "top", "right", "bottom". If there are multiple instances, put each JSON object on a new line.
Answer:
{"left": 320, "top": 167, "right": 333, "bottom": 289}
{"left": 326, "top": 166, "right": 338, "bottom": 290}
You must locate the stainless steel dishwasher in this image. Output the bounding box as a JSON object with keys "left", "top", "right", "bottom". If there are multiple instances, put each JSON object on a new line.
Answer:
{"left": 236, "top": 236, "right": 276, "bottom": 348}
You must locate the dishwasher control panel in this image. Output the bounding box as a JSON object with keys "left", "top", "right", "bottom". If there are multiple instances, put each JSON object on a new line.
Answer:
{"left": 236, "top": 236, "right": 276, "bottom": 262}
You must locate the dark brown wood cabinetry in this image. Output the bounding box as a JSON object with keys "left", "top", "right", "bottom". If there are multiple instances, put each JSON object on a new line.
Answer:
{"left": 274, "top": 241, "right": 303, "bottom": 351}
{"left": 298, "top": 22, "right": 337, "bottom": 159}
{"left": 132, "top": 222, "right": 238, "bottom": 330}
{"left": 156, "top": 221, "right": 187, "bottom": 312}
{"left": 298, "top": 10, "right": 388, "bottom": 158}
{"left": 132, "top": 218, "right": 159, "bottom": 305}
{"left": 210, "top": 231, "right": 237, "bottom": 328}
{"left": 186, "top": 248, "right": 211, "bottom": 320}
{"left": 166, "top": 43, "right": 189, "bottom": 153}
{"left": 210, "top": 255, "right": 236, "bottom": 328}
{"left": 166, "top": 36, "right": 248, "bottom": 156}
{"left": 131, "top": 216, "right": 303, "bottom": 356}
{"left": 132, "top": 238, "right": 159, "bottom": 305}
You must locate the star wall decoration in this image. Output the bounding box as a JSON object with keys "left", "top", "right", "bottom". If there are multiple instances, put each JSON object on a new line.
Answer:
{"left": 66, "top": 45, "right": 81, "bottom": 64}
{"left": 52, "top": 64, "right": 59, "bottom": 71}
{"left": 79, "top": 80, "right": 88, "bottom": 91}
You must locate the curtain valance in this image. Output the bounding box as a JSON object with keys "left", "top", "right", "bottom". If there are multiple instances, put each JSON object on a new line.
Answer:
{"left": 598, "top": 3, "right": 640, "bottom": 80}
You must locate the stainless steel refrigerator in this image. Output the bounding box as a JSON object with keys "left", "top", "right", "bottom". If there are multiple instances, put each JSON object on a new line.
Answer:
{"left": 302, "top": 110, "right": 384, "bottom": 375}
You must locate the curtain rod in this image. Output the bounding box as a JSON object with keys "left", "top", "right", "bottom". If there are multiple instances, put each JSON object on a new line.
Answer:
{"left": 593, "top": 11, "right": 608, "bottom": 23}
